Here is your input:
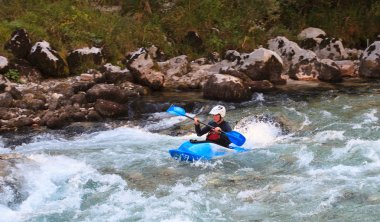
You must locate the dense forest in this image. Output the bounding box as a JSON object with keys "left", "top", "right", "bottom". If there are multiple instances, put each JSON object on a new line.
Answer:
{"left": 1, "top": 0, "right": 379, "bottom": 62}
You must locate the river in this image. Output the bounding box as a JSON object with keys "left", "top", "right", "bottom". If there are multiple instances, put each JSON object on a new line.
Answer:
{"left": 1, "top": 79, "right": 380, "bottom": 221}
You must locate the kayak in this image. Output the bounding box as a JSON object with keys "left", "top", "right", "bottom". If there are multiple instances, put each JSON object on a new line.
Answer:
{"left": 169, "top": 141, "right": 250, "bottom": 162}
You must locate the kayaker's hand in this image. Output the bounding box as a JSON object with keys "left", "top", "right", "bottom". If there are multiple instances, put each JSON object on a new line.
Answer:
{"left": 213, "top": 127, "right": 222, "bottom": 134}
{"left": 194, "top": 117, "right": 200, "bottom": 125}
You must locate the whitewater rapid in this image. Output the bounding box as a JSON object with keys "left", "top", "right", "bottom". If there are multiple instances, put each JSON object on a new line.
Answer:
{"left": 1, "top": 87, "right": 380, "bottom": 221}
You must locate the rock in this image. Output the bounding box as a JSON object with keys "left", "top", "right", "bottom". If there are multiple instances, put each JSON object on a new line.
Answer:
{"left": 86, "top": 84, "right": 128, "bottom": 103}
{"left": 268, "top": 36, "right": 320, "bottom": 81}
{"left": 0, "top": 92, "right": 13, "bottom": 107}
{"left": 87, "top": 109, "right": 103, "bottom": 121}
{"left": 235, "top": 48, "right": 284, "bottom": 84}
{"left": 359, "top": 41, "right": 380, "bottom": 78}
{"left": 183, "top": 31, "right": 203, "bottom": 50}
{"left": 70, "top": 92, "right": 87, "bottom": 106}
{"left": 203, "top": 74, "right": 252, "bottom": 102}
{"left": 335, "top": 60, "right": 358, "bottom": 77}
{"left": 13, "top": 116, "right": 34, "bottom": 128}
{"left": 126, "top": 48, "right": 164, "bottom": 90}
{"left": 72, "top": 81, "right": 95, "bottom": 93}
{"left": 94, "top": 99, "right": 127, "bottom": 117}
{"left": 7, "top": 86, "right": 22, "bottom": 100}
{"left": 67, "top": 47, "right": 104, "bottom": 75}
{"left": 0, "top": 56, "right": 9, "bottom": 74}
{"left": 119, "top": 81, "right": 150, "bottom": 97}
{"left": 315, "top": 38, "right": 348, "bottom": 60}
{"left": 28, "top": 41, "right": 67, "bottom": 77}
{"left": 99, "top": 63, "right": 133, "bottom": 84}
{"left": 246, "top": 80, "right": 275, "bottom": 92}
{"left": 159, "top": 55, "right": 190, "bottom": 88}
{"left": 298, "top": 27, "right": 327, "bottom": 40}
{"left": 4, "top": 29, "right": 32, "bottom": 59}
{"left": 9, "top": 59, "right": 43, "bottom": 83}
{"left": 147, "top": 45, "right": 166, "bottom": 61}
{"left": 317, "top": 59, "right": 342, "bottom": 82}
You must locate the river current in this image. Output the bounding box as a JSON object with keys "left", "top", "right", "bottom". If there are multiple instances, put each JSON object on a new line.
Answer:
{"left": 1, "top": 80, "right": 380, "bottom": 221}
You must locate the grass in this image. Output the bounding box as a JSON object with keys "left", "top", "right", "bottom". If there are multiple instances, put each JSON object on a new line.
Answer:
{"left": 0, "top": 0, "right": 379, "bottom": 63}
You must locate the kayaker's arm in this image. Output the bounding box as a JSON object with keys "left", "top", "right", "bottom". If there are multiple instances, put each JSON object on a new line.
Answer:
{"left": 195, "top": 120, "right": 212, "bottom": 136}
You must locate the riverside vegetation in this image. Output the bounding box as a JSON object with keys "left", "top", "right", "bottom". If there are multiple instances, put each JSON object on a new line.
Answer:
{"left": 0, "top": 0, "right": 380, "bottom": 61}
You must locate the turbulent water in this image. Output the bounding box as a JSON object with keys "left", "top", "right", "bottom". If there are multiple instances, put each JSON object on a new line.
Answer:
{"left": 1, "top": 80, "right": 380, "bottom": 221}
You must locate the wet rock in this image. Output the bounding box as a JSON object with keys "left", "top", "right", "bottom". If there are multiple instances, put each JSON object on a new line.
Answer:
{"left": 28, "top": 41, "right": 67, "bottom": 77}
{"left": 203, "top": 74, "right": 252, "bottom": 102}
{"left": 67, "top": 47, "right": 104, "bottom": 75}
{"left": 87, "top": 109, "right": 103, "bottom": 121}
{"left": 359, "top": 41, "right": 380, "bottom": 78}
{"left": 86, "top": 84, "right": 128, "bottom": 103}
{"left": 125, "top": 48, "right": 165, "bottom": 90}
{"left": 94, "top": 99, "right": 127, "bottom": 117}
{"left": 4, "top": 29, "right": 32, "bottom": 59}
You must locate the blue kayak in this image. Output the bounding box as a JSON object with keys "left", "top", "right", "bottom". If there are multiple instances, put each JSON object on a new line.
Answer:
{"left": 169, "top": 141, "right": 250, "bottom": 162}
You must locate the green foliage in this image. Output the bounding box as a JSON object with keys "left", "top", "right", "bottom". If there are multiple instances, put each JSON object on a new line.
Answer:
{"left": 4, "top": 69, "right": 20, "bottom": 82}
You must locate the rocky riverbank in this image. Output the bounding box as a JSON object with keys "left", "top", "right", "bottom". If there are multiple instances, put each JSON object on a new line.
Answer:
{"left": 1, "top": 27, "right": 380, "bottom": 140}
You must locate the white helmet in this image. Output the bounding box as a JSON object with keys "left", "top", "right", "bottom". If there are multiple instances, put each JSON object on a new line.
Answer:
{"left": 209, "top": 105, "right": 226, "bottom": 118}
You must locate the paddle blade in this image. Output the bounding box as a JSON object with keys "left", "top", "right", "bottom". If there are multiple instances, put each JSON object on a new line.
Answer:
{"left": 225, "top": 131, "right": 246, "bottom": 146}
{"left": 167, "top": 105, "right": 186, "bottom": 116}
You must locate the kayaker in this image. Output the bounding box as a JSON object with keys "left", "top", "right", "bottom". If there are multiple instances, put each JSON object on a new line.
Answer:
{"left": 193, "top": 105, "right": 232, "bottom": 147}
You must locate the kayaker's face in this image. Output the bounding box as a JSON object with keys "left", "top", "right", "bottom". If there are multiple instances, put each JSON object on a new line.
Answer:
{"left": 213, "top": 114, "right": 222, "bottom": 123}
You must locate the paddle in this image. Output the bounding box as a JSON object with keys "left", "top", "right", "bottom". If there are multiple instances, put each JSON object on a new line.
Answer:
{"left": 167, "top": 105, "right": 246, "bottom": 146}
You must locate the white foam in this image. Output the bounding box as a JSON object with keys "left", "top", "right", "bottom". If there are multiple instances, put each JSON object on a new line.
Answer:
{"left": 296, "top": 146, "right": 314, "bottom": 168}
{"left": 313, "top": 130, "right": 345, "bottom": 143}
{"left": 235, "top": 117, "right": 282, "bottom": 148}
{"left": 363, "top": 109, "right": 378, "bottom": 124}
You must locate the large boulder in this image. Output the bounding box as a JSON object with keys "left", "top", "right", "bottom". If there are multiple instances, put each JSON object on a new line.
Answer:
{"left": 359, "top": 41, "right": 380, "bottom": 78}
{"left": 335, "top": 60, "right": 358, "bottom": 77}
{"left": 126, "top": 48, "right": 164, "bottom": 90}
{"left": 94, "top": 99, "right": 127, "bottom": 117}
{"left": 298, "top": 28, "right": 347, "bottom": 60}
{"left": 0, "top": 56, "right": 9, "bottom": 74}
{"left": 203, "top": 74, "right": 252, "bottom": 102}
{"left": 317, "top": 59, "right": 342, "bottom": 82}
{"left": 159, "top": 55, "right": 189, "bottom": 88}
{"left": 268, "top": 36, "right": 320, "bottom": 80}
{"left": 28, "top": 41, "right": 67, "bottom": 77}
{"left": 315, "top": 38, "right": 348, "bottom": 60}
{"left": 67, "top": 47, "right": 104, "bottom": 75}
{"left": 86, "top": 84, "right": 128, "bottom": 103}
{"left": 99, "top": 63, "right": 133, "bottom": 84}
{"left": 4, "top": 29, "right": 32, "bottom": 59}
{"left": 298, "top": 27, "right": 326, "bottom": 40}
{"left": 235, "top": 48, "right": 284, "bottom": 84}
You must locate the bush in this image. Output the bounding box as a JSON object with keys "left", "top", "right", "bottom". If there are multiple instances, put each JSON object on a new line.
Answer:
{"left": 4, "top": 69, "right": 20, "bottom": 82}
